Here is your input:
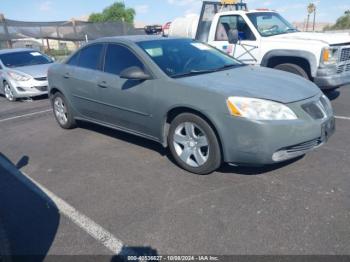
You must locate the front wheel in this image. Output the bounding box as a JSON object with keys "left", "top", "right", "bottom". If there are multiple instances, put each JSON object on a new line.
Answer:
{"left": 3, "top": 82, "right": 16, "bottom": 102}
{"left": 168, "top": 113, "right": 222, "bottom": 175}
{"left": 52, "top": 92, "right": 76, "bottom": 129}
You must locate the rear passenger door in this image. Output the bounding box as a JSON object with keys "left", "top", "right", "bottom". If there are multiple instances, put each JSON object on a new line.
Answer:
{"left": 69, "top": 43, "right": 106, "bottom": 120}
{"left": 98, "top": 43, "right": 155, "bottom": 136}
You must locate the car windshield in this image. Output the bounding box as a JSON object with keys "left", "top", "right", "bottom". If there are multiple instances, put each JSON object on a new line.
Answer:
{"left": 137, "top": 39, "right": 242, "bottom": 78}
{"left": 0, "top": 51, "right": 53, "bottom": 68}
{"left": 247, "top": 12, "right": 298, "bottom": 37}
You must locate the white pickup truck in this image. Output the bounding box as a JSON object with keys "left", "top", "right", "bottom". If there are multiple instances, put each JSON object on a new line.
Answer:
{"left": 169, "top": 1, "right": 350, "bottom": 90}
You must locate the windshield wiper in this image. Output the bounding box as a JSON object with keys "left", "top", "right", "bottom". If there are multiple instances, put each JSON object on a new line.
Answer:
{"left": 172, "top": 64, "right": 239, "bottom": 78}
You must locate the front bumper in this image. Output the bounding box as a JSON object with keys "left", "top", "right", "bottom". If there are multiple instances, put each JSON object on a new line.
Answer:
{"left": 314, "top": 66, "right": 350, "bottom": 89}
{"left": 216, "top": 95, "right": 334, "bottom": 165}
{"left": 7, "top": 78, "right": 48, "bottom": 98}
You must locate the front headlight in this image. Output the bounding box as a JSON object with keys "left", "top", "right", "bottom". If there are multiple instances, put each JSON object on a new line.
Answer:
{"left": 227, "top": 97, "right": 298, "bottom": 120}
{"left": 7, "top": 71, "right": 31, "bottom": 81}
{"left": 321, "top": 47, "right": 339, "bottom": 65}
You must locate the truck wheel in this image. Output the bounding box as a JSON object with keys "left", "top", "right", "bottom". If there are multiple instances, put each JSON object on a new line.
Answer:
{"left": 168, "top": 113, "right": 222, "bottom": 175}
{"left": 274, "top": 63, "right": 309, "bottom": 80}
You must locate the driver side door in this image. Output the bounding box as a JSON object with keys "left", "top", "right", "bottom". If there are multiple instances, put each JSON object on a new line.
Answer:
{"left": 97, "top": 43, "right": 156, "bottom": 136}
{"left": 210, "top": 15, "right": 260, "bottom": 64}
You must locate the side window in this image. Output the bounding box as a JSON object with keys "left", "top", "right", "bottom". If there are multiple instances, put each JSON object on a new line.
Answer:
{"left": 216, "top": 15, "right": 256, "bottom": 41}
{"left": 66, "top": 52, "right": 80, "bottom": 66}
{"left": 104, "top": 44, "right": 144, "bottom": 76}
{"left": 78, "top": 44, "right": 103, "bottom": 70}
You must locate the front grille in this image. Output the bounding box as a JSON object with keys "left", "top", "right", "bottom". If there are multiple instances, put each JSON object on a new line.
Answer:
{"left": 34, "top": 77, "right": 47, "bottom": 81}
{"left": 319, "top": 95, "right": 333, "bottom": 116}
{"left": 302, "top": 102, "right": 324, "bottom": 119}
{"left": 337, "top": 63, "right": 350, "bottom": 74}
{"left": 284, "top": 138, "right": 322, "bottom": 153}
{"left": 302, "top": 96, "right": 332, "bottom": 120}
{"left": 35, "top": 86, "right": 48, "bottom": 92}
{"left": 340, "top": 48, "right": 350, "bottom": 62}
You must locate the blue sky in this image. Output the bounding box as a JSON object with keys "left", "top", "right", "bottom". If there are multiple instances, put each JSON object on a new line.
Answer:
{"left": 0, "top": 0, "right": 349, "bottom": 24}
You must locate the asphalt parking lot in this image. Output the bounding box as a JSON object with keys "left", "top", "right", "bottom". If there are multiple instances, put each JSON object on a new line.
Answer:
{"left": 0, "top": 86, "right": 350, "bottom": 257}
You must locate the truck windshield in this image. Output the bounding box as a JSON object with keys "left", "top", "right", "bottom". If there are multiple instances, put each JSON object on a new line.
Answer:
{"left": 247, "top": 12, "right": 298, "bottom": 37}
{"left": 0, "top": 51, "right": 53, "bottom": 68}
{"left": 137, "top": 39, "right": 242, "bottom": 78}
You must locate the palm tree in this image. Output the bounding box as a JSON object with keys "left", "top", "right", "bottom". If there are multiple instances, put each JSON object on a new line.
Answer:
{"left": 306, "top": 3, "right": 316, "bottom": 31}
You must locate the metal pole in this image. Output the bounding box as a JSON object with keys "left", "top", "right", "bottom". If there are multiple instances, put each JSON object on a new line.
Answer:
{"left": 72, "top": 19, "right": 80, "bottom": 49}
{"left": 0, "top": 13, "right": 12, "bottom": 48}
{"left": 313, "top": 8, "right": 317, "bottom": 32}
{"left": 56, "top": 25, "right": 61, "bottom": 50}
{"left": 306, "top": 13, "right": 310, "bottom": 32}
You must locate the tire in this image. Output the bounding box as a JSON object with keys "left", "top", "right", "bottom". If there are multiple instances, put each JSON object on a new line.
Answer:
{"left": 3, "top": 82, "right": 16, "bottom": 102}
{"left": 168, "top": 113, "right": 222, "bottom": 175}
{"left": 52, "top": 92, "right": 76, "bottom": 129}
{"left": 274, "top": 63, "right": 309, "bottom": 80}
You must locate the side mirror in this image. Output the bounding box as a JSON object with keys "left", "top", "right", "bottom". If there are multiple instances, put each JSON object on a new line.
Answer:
{"left": 120, "top": 66, "right": 151, "bottom": 80}
{"left": 227, "top": 29, "right": 239, "bottom": 44}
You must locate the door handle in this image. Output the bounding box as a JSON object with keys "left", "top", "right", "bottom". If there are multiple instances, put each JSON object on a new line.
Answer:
{"left": 63, "top": 73, "right": 71, "bottom": 79}
{"left": 98, "top": 81, "right": 108, "bottom": 88}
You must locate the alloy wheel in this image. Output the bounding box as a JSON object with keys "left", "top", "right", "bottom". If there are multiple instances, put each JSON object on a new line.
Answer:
{"left": 54, "top": 97, "right": 68, "bottom": 126}
{"left": 4, "top": 84, "right": 14, "bottom": 101}
{"left": 173, "top": 122, "right": 209, "bottom": 168}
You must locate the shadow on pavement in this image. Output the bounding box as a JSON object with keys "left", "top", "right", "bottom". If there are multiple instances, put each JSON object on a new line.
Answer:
{"left": 217, "top": 156, "right": 304, "bottom": 176}
{"left": 77, "top": 121, "right": 167, "bottom": 157}
{"left": 0, "top": 153, "right": 60, "bottom": 262}
{"left": 324, "top": 89, "right": 340, "bottom": 101}
{"left": 112, "top": 246, "right": 159, "bottom": 261}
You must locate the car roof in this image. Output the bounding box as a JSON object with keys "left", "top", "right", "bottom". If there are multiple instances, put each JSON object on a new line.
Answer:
{"left": 0, "top": 48, "right": 36, "bottom": 55}
{"left": 94, "top": 35, "right": 187, "bottom": 44}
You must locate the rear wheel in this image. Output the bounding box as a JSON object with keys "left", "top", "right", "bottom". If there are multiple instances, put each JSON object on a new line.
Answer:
{"left": 168, "top": 113, "right": 222, "bottom": 175}
{"left": 52, "top": 92, "right": 76, "bottom": 129}
{"left": 274, "top": 63, "right": 309, "bottom": 80}
{"left": 3, "top": 82, "right": 16, "bottom": 102}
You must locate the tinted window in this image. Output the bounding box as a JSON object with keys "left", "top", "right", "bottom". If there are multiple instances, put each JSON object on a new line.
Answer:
{"left": 67, "top": 52, "right": 80, "bottom": 66}
{"left": 216, "top": 15, "right": 256, "bottom": 41}
{"left": 0, "top": 51, "right": 53, "bottom": 68}
{"left": 137, "top": 39, "right": 241, "bottom": 78}
{"left": 104, "top": 44, "right": 144, "bottom": 76}
{"left": 78, "top": 44, "right": 103, "bottom": 70}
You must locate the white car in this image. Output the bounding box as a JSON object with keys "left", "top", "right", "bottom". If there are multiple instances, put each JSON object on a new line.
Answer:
{"left": 0, "top": 48, "right": 53, "bottom": 101}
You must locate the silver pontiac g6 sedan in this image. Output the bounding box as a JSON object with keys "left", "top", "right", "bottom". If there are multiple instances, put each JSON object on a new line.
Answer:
{"left": 48, "top": 36, "right": 335, "bottom": 174}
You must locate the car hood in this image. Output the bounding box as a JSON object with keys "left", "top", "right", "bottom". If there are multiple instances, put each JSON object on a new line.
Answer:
{"left": 10, "top": 63, "right": 53, "bottom": 78}
{"left": 269, "top": 32, "right": 350, "bottom": 45}
{"left": 176, "top": 65, "right": 321, "bottom": 104}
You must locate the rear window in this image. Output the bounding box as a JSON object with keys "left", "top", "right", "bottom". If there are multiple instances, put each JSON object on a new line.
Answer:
{"left": 0, "top": 51, "right": 53, "bottom": 68}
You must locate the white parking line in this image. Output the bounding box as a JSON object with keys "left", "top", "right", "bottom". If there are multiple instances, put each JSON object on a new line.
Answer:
{"left": 335, "top": 115, "right": 350, "bottom": 121}
{"left": 0, "top": 157, "right": 124, "bottom": 254}
{"left": 0, "top": 109, "right": 52, "bottom": 123}
{"left": 25, "top": 173, "right": 124, "bottom": 254}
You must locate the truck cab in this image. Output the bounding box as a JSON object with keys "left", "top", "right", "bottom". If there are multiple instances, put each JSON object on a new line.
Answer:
{"left": 170, "top": 1, "right": 350, "bottom": 90}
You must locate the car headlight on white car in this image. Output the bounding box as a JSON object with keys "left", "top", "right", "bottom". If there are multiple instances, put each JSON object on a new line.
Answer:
{"left": 321, "top": 47, "right": 339, "bottom": 66}
{"left": 7, "top": 71, "right": 31, "bottom": 81}
{"left": 227, "top": 97, "right": 298, "bottom": 120}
